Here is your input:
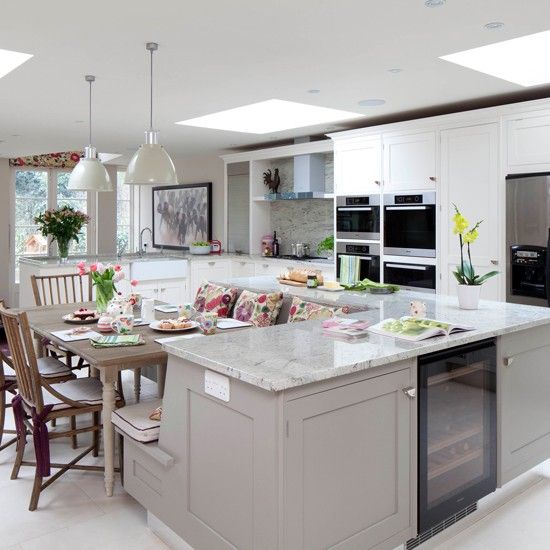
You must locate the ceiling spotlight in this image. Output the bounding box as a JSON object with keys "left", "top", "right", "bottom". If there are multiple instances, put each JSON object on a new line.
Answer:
{"left": 484, "top": 21, "right": 505, "bottom": 30}
{"left": 387, "top": 68, "right": 403, "bottom": 74}
{"left": 425, "top": 0, "right": 446, "bottom": 6}
{"left": 358, "top": 99, "right": 386, "bottom": 107}
{"left": 307, "top": 89, "right": 321, "bottom": 94}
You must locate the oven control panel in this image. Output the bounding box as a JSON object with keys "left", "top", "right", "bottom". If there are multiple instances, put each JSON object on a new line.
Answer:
{"left": 395, "top": 194, "right": 423, "bottom": 204}
{"left": 345, "top": 196, "right": 370, "bottom": 205}
{"left": 511, "top": 247, "right": 545, "bottom": 266}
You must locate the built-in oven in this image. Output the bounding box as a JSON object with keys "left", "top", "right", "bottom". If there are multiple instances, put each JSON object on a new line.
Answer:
{"left": 336, "top": 242, "right": 380, "bottom": 283}
{"left": 336, "top": 195, "right": 380, "bottom": 241}
{"left": 384, "top": 261, "right": 436, "bottom": 293}
{"left": 507, "top": 245, "right": 547, "bottom": 307}
{"left": 383, "top": 192, "right": 436, "bottom": 258}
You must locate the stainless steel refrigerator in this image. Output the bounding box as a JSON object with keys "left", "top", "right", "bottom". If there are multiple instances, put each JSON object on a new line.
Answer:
{"left": 506, "top": 173, "right": 550, "bottom": 307}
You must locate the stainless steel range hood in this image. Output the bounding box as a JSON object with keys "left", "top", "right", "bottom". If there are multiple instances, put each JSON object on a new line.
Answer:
{"left": 263, "top": 139, "right": 332, "bottom": 201}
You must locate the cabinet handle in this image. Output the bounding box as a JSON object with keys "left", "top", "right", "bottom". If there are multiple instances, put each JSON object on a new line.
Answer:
{"left": 263, "top": 264, "right": 269, "bottom": 268}
{"left": 402, "top": 387, "right": 416, "bottom": 399}
{"left": 208, "top": 261, "right": 215, "bottom": 266}
{"left": 429, "top": 176, "right": 437, "bottom": 182}
{"left": 240, "top": 261, "right": 246, "bottom": 266}
{"left": 374, "top": 180, "right": 381, "bottom": 185}
{"left": 503, "top": 356, "right": 514, "bottom": 367}
{"left": 490, "top": 259, "right": 499, "bottom": 265}
{"left": 160, "top": 288, "right": 166, "bottom": 292}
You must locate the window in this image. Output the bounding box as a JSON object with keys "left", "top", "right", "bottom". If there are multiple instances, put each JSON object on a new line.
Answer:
{"left": 56, "top": 171, "right": 88, "bottom": 254}
{"left": 116, "top": 171, "right": 133, "bottom": 253}
{"left": 14, "top": 170, "right": 48, "bottom": 270}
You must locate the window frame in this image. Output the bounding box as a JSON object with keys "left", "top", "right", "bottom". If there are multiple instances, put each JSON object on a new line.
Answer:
{"left": 116, "top": 170, "right": 135, "bottom": 254}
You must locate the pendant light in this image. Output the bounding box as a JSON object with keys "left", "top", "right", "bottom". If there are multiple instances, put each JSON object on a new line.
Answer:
{"left": 125, "top": 42, "right": 177, "bottom": 185}
{"left": 68, "top": 75, "right": 112, "bottom": 191}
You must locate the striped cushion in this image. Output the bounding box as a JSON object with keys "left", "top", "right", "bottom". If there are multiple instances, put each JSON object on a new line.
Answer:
{"left": 112, "top": 398, "right": 162, "bottom": 443}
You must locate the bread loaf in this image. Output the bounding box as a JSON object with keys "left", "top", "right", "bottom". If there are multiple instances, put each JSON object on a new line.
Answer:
{"left": 287, "top": 268, "right": 324, "bottom": 285}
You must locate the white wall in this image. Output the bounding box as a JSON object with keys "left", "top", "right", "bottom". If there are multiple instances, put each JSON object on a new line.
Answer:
{"left": 137, "top": 154, "right": 225, "bottom": 250}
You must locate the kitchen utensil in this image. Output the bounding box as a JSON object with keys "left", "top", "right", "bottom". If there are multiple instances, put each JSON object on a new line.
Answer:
{"left": 295, "top": 243, "right": 306, "bottom": 258}
{"left": 197, "top": 312, "right": 218, "bottom": 335}
{"left": 111, "top": 314, "right": 135, "bottom": 335}
{"left": 209, "top": 240, "right": 222, "bottom": 255}
{"left": 291, "top": 243, "right": 297, "bottom": 256}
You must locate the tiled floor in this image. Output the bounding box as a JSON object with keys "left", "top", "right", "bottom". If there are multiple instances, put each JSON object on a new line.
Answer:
{"left": 2, "top": 371, "right": 550, "bottom": 550}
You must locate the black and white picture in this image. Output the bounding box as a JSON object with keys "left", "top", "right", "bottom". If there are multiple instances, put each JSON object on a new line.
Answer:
{"left": 152, "top": 182, "right": 212, "bottom": 249}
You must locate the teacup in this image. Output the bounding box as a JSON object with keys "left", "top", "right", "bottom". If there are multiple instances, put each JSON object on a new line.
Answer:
{"left": 111, "top": 314, "right": 135, "bottom": 335}
{"left": 97, "top": 315, "right": 114, "bottom": 333}
{"left": 198, "top": 312, "right": 218, "bottom": 335}
{"left": 178, "top": 302, "right": 196, "bottom": 320}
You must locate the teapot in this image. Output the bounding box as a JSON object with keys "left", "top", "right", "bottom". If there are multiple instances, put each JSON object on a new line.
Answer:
{"left": 106, "top": 296, "right": 133, "bottom": 318}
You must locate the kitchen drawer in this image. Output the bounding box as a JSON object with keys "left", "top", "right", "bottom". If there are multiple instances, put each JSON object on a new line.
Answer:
{"left": 191, "top": 259, "right": 232, "bottom": 291}
{"left": 232, "top": 259, "right": 256, "bottom": 278}
{"left": 255, "top": 261, "right": 282, "bottom": 277}
{"left": 120, "top": 433, "right": 174, "bottom": 518}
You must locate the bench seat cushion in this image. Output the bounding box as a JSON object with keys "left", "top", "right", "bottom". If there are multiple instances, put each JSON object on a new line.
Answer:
{"left": 193, "top": 282, "right": 238, "bottom": 318}
{"left": 232, "top": 289, "right": 284, "bottom": 327}
{"left": 112, "top": 398, "right": 162, "bottom": 443}
{"left": 288, "top": 296, "right": 350, "bottom": 323}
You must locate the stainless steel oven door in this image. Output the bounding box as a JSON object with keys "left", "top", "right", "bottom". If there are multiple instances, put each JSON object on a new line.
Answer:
{"left": 336, "top": 205, "right": 380, "bottom": 240}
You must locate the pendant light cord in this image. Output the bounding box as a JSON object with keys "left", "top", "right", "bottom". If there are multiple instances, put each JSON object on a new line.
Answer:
{"left": 149, "top": 46, "right": 154, "bottom": 130}
{"left": 89, "top": 77, "right": 93, "bottom": 147}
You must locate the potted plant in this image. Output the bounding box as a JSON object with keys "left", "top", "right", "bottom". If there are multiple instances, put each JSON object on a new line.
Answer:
{"left": 77, "top": 261, "right": 138, "bottom": 313}
{"left": 452, "top": 205, "right": 498, "bottom": 309}
{"left": 190, "top": 241, "right": 211, "bottom": 255}
{"left": 317, "top": 235, "right": 334, "bottom": 258}
{"left": 35, "top": 205, "right": 90, "bottom": 263}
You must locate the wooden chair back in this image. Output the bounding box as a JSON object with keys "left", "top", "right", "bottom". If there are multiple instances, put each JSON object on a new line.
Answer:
{"left": 31, "top": 273, "right": 92, "bottom": 306}
{"left": 0, "top": 305, "right": 44, "bottom": 412}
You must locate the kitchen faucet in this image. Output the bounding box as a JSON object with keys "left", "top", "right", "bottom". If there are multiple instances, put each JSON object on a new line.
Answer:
{"left": 138, "top": 227, "right": 152, "bottom": 257}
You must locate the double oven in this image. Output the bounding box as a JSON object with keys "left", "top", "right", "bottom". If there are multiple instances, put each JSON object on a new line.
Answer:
{"left": 336, "top": 195, "right": 380, "bottom": 241}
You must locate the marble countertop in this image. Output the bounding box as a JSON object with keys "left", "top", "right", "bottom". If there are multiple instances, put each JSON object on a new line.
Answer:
{"left": 19, "top": 252, "right": 334, "bottom": 267}
{"left": 163, "top": 280, "right": 550, "bottom": 392}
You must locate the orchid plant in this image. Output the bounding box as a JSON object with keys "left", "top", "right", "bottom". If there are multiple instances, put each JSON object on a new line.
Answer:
{"left": 452, "top": 205, "right": 498, "bottom": 286}
{"left": 77, "top": 261, "right": 137, "bottom": 312}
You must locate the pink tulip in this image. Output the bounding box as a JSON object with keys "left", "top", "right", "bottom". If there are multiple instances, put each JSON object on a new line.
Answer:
{"left": 90, "top": 263, "right": 98, "bottom": 272}
{"left": 114, "top": 264, "right": 122, "bottom": 272}
{"left": 130, "top": 279, "right": 138, "bottom": 287}
{"left": 78, "top": 268, "right": 86, "bottom": 277}
{"left": 76, "top": 260, "right": 86, "bottom": 269}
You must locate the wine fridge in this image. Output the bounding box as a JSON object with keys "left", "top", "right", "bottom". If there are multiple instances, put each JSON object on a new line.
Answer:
{"left": 417, "top": 339, "right": 496, "bottom": 534}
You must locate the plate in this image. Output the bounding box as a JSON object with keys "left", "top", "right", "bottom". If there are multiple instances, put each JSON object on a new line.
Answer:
{"left": 154, "top": 305, "right": 179, "bottom": 313}
{"left": 319, "top": 285, "right": 345, "bottom": 292}
{"left": 149, "top": 320, "right": 199, "bottom": 333}
{"left": 63, "top": 313, "right": 99, "bottom": 324}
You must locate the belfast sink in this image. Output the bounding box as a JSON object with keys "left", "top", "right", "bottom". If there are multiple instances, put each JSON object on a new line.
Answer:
{"left": 130, "top": 259, "right": 188, "bottom": 281}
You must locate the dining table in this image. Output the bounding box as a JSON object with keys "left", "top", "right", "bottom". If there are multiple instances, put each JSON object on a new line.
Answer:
{"left": 24, "top": 301, "right": 186, "bottom": 497}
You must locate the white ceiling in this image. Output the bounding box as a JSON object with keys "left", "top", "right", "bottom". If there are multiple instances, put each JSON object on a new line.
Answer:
{"left": 1, "top": 0, "right": 550, "bottom": 163}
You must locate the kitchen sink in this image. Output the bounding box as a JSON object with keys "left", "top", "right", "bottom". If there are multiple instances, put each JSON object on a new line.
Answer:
{"left": 130, "top": 259, "right": 188, "bottom": 281}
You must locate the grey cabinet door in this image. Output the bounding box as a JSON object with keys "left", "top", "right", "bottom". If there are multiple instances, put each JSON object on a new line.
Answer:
{"left": 284, "top": 367, "right": 416, "bottom": 550}
{"left": 499, "top": 328, "right": 550, "bottom": 484}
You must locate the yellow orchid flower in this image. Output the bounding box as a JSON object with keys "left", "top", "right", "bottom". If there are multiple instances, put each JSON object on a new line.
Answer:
{"left": 452, "top": 212, "right": 469, "bottom": 235}
{"left": 463, "top": 229, "right": 479, "bottom": 244}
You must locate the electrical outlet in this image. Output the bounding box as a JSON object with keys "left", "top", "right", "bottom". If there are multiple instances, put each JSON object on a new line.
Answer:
{"left": 204, "top": 370, "right": 230, "bottom": 402}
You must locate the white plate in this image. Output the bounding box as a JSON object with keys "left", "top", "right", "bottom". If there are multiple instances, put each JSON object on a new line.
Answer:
{"left": 149, "top": 320, "right": 199, "bottom": 333}
{"left": 319, "top": 285, "right": 345, "bottom": 292}
{"left": 154, "top": 305, "right": 179, "bottom": 313}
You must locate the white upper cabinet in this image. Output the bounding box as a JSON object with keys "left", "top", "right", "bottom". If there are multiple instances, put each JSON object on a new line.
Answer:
{"left": 383, "top": 131, "right": 437, "bottom": 191}
{"left": 506, "top": 112, "right": 550, "bottom": 171}
{"left": 334, "top": 136, "right": 382, "bottom": 196}
{"left": 440, "top": 123, "right": 500, "bottom": 300}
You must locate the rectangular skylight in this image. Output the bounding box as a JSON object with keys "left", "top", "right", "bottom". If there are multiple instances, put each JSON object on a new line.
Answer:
{"left": 176, "top": 99, "right": 363, "bottom": 134}
{"left": 0, "top": 48, "right": 33, "bottom": 79}
{"left": 440, "top": 30, "right": 550, "bottom": 87}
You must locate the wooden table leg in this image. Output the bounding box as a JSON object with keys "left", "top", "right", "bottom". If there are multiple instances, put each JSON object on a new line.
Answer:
{"left": 134, "top": 368, "right": 142, "bottom": 403}
{"left": 157, "top": 364, "right": 167, "bottom": 398}
{"left": 100, "top": 368, "right": 117, "bottom": 497}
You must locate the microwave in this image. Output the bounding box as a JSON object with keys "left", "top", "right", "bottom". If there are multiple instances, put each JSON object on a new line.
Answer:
{"left": 383, "top": 192, "right": 436, "bottom": 258}
{"left": 336, "top": 195, "right": 380, "bottom": 241}
{"left": 336, "top": 242, "right": 380, "bottom": 283}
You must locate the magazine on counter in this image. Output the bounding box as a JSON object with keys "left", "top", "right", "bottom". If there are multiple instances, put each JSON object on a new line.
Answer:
{"left": 368, "top": 317, "right": 475, "bottom": 342}
{"left": 322, "top": 317, "right": 371, "bottom": 340}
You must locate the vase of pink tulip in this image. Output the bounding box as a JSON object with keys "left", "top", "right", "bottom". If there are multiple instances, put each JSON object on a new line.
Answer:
{"left": 77, "top": 261, "right": 138, "bottom": 313}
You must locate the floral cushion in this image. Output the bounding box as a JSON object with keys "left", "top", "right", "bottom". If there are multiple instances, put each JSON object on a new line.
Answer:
{"left": 288, "top": 296, "right": 350, "bottom": 323}
{"left": 193, "top": 282, "right": 238, "bottom": 318}
{"left": 232, "top": 290, "right": 284, "bottom": 327}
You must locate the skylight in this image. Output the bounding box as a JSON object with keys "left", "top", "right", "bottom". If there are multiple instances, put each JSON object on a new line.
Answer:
{"left": 0, "top": 48, "right": 33, "bottom": 79}
{"left": 440, "top": 30, "right": 550, "bottom": 87}
{"left": 176, "top": 99, "right": 363, "bottom": 134}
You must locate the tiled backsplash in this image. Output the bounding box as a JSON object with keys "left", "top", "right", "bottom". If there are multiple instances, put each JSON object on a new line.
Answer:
{"left": 269, "top": 154, "right": 334, "bottom": 255}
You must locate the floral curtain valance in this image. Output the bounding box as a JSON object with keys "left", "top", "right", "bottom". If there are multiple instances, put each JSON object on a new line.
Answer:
{"left": 9, "top": 151, "right": 83, "bottom": 169}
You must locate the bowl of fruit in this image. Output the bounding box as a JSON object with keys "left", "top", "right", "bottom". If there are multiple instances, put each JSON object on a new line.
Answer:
{"left": 189, "top": 241, "right": 211, "bottom": 255}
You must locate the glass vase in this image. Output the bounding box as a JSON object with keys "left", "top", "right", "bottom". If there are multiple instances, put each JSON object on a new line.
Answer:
{"left": 95, "top": 282, "right": 115, "bottom": 314}
{"left": 57, "top": 237, "right": 70, "bottom": 264}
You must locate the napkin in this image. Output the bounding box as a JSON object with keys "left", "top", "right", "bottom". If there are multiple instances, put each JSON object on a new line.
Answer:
{"left": 90, "top": 334, "right": 145, "bottom": 348}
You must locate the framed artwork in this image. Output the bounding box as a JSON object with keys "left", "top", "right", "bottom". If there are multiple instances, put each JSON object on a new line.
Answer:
{"left": 152, "top": 182, "right": 212, "bottom": 250}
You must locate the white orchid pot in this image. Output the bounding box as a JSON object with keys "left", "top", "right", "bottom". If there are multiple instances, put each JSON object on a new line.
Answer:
{"left": 457, "top": 284, "right": 481, "bottom": 310}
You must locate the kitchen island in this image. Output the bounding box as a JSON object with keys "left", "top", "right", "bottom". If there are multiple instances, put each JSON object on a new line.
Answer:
{"left": 121, "top": 281, "right": 550, "bottom": 550}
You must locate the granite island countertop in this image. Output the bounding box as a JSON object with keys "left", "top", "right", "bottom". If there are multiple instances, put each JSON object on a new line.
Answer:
{"left": 162, "top": 283, "right": 550, "bottom": 392}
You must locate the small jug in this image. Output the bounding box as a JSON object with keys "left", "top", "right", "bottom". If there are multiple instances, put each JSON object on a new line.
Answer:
{"left": 111, "top": 314, "right": 135, "bottom": 335}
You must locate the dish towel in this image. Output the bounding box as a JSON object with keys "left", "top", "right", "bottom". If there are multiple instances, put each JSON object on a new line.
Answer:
{"left": 90, "top": 335, "right": 145, "bottom": 348}
{"left": 339, "top": 255, "right": 361, "bottom": 286}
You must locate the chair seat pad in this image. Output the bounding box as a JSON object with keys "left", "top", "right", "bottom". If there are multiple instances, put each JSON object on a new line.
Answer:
{"left": 112, "top": 398, "right": 162, "bottom": 443}
{"left": 3, "top": 356, "right": 72, "bottom": 380}
{"left": 43, "top": 377, "right": 118, "bottom": 411}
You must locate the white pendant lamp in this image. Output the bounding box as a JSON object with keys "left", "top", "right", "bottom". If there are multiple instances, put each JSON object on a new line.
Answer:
{"left": 125, "top": 42, "right": 177, "bottom": 186}
{"left": 68, "top": 75, "right": 112, "bottom": 191}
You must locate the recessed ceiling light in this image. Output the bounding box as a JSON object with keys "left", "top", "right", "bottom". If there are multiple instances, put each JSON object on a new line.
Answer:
{"left": 441, "top": 29, "right": 550, "bottom": 87}
{"left": 425, "top": 0, "right": 445, "bottom": 7}
{"left": 0, "top": 48, "right": 32, "bottom": 79}
{"left": 176, "top": 99, "right": 363, "bottom": 134}
{"left": 307, "top": 89, "right": 321, "bottom": 94}
{"left": 387, "top": 68, "right": 403, "bottom": 74}
{"left": 358, "top": 99, "right": 386, "bottom": 107}
{"left": 484, "top": 21, "right": 505, "bottom": 30}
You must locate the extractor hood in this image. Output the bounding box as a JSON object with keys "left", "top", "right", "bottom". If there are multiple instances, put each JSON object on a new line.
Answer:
{"left": 263, "top": 147, "right": 332, "bottom": 201}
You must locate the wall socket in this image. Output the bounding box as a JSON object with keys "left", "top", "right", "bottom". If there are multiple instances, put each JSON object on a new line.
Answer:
{"left": 204, "top": 370, "right": 230, "bottom": 402}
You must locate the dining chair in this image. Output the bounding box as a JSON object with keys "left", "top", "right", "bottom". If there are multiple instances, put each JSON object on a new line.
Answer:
{"left": 0, "top": 305, "right": 124, "bottom": 511}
